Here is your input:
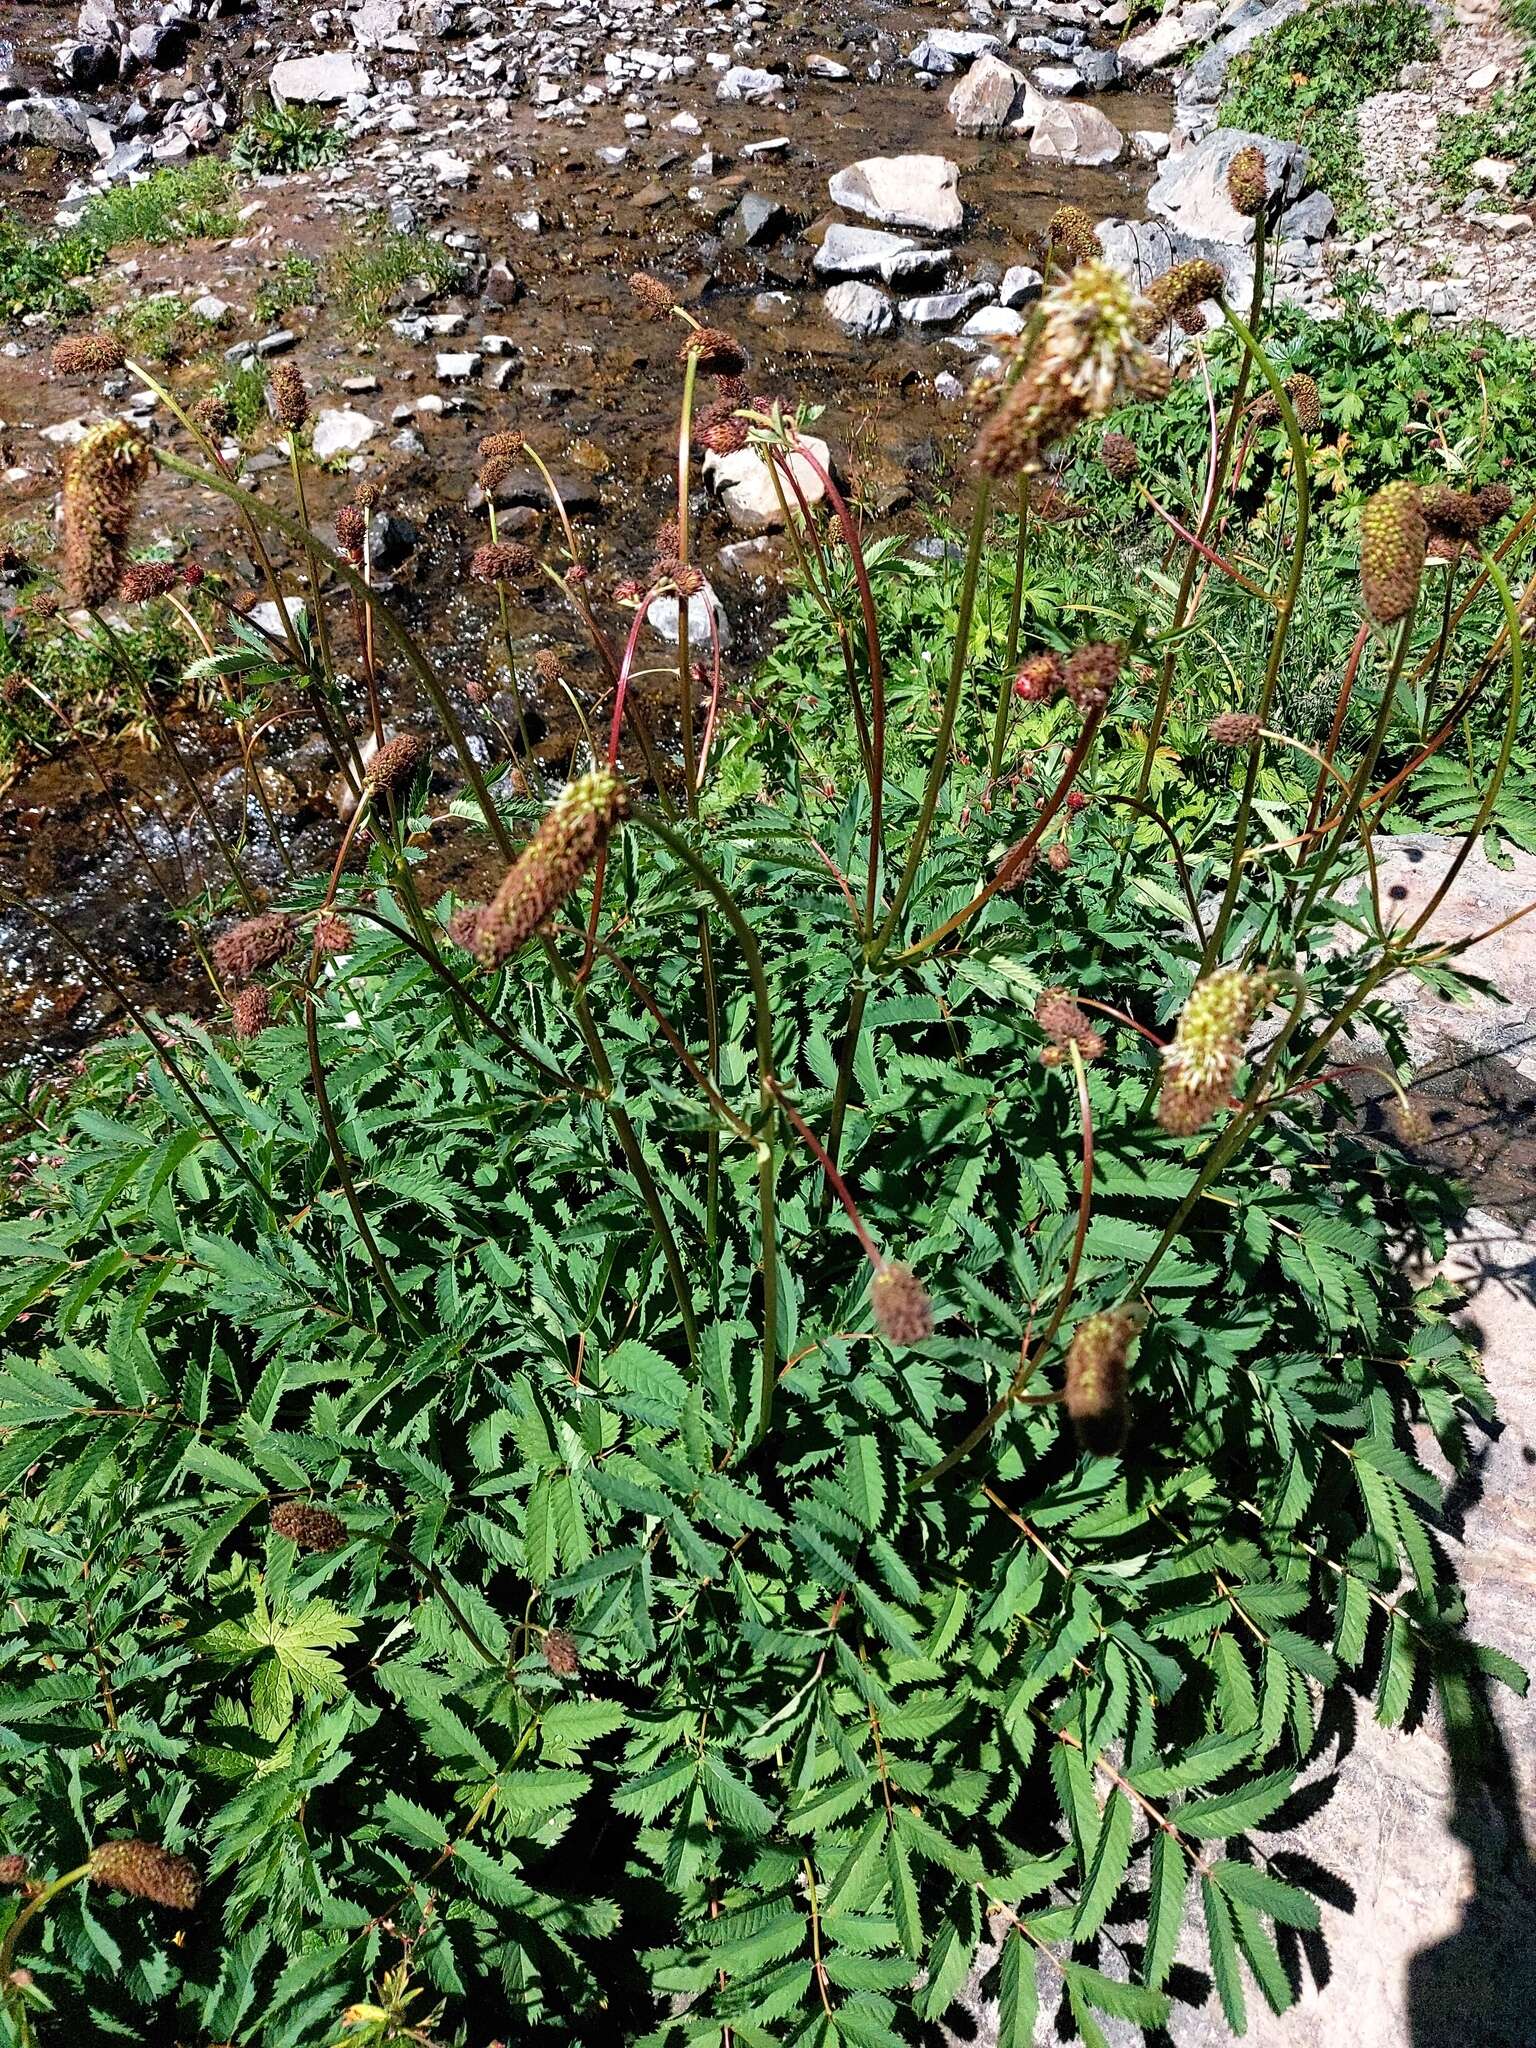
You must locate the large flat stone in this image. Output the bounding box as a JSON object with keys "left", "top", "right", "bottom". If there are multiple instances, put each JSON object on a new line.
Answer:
{"left": 828, "top": 154, "right": 964, "bottom": 235}
{"left": 269, "top": 52, "right": 372, "bottom": 105}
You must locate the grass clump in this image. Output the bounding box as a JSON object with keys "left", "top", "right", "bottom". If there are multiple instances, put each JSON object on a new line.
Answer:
{"left": 232, "top": 97, "right": 347, "bottom": 176}
{"left": 253, "top": 251, "right": 322, "bottom": 327}
{"left": 329, "top": 221, "right": 462, "bottom": 331}
{"left": 0, "top": 161, "right": 238, "bottom": 323}
{"left": 1220, "top": 0, "right": 1439, "bottom": 233}
{"left": 109, "top": 292, "right": 221, "bottom": 367}
{"left": 0, "top": 600, "right": 190, "bottom": 786}
{"left": 1433, "top": 53, "right": 1536, "bottom": 201}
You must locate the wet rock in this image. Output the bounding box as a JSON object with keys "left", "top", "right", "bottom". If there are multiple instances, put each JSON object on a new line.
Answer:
{"left": 999, "top": 264, "right": 1043, "bottom": 307}
{"left": 1074, "top": 48, "right": 1120, "bottom": 90}
{"left": 269, "top": 52, "right": 371, "bottom": 106}
{"left": 1148, "top": 126, "right": 1309, "bottom": 245}
{"left": 949, "top": 53, "right": 1026, "bottom": 136}
{"left": 1032, "top": 64, "right": 1084, "bottom": 96}
{"left": 704, "top": 436, "right": 832, "bottom": 534}
{"left": 962, "top": 304, "right": 1025, "bottom": 340}
{"left": 367, "top": 512, "right": 418, "bottom": 573}
{"left": 128, "top": 22, "right": 188, "bottom": 70}
{"left": 828, "top": 153, "right": 963, "bottom": 235}
{"left": 0, "top": 95, "right": 97, "bottom": 155}
{"left": 822, "top": 280, "right": 896, "bottom": 339}
{"left": 647, "top": 578, "right": 731, "bottom": 650}
{"left": 58, "top": 42, "right": 120, "bottom": 91}
{"left": 311, "top": 407, "right": 381, "bottom": 460}
{"left": 723, "top": 192, "right": 786, "bottom": 247}
{"left": 436, "top": 350, "right": 480, "bottom": 381}
{"left": 716, "top": 65, "right": 783, "bottom": 103}
{"left": 899, "top": 284, "right": 992, "bottom": 327}
{"left": 813, "top": 222, "right": 942, "bottom": 283}
{"left": 908, "top": 29, "right": 999, "bottom": 75}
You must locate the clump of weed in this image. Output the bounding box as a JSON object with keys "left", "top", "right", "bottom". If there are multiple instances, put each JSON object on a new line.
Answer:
{"left": 253, "top": 252, "right": 321, "bottom": 327}
{"left": 109, "top": 293, "right": 220, "bottom": 368}
{"left": 328, "top": 223, "right": 462, "bottom": 332}
{"left": 1433, "top": 55, "right": 1536, "bottom": 201}
{"left": 232, "top": 98, "right": 346, "bottom": 177}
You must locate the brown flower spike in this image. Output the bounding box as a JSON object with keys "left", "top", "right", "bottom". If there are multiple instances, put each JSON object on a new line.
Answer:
{"left": 1047, "top": 204, "right": 1102, "bottom": 269}
{"left": 0, "top": 1855, "right": 28, "bottom": 1887}
{"left": 871, "top": 1262, "right": 934, "bottom": 1346}
{"left": 1100, "top": 430, "right": 1140, "bottom": 483}
{"left": 1062, "top": 640, "right": 1122, "bottom": 714}
{"left": 1359, "top": 482, "right": 1427, "bottom": 625}
{"left": 211, "top": 912, "right": 295, "bottom": 986}
{"left": 90, "top": 1840, "right": 201, "bottom": 1912}
{"left": 61, "top": 420, "right": 151, "bottom": 607}
{"left": 1208, "top": 711, "right": 1263, "bottom": 749}
{"left": 367, "top": 733, "right": 428, "bottom": 797}
{"left": 268, "top": 362, "right": 308, "bottom": 430}
{"left": 1226, "top": 144, "right": 1269, "bottom": 218}
{"left": 471, "top": 540, "right": 537, "bottom": 584}
{"left": 1064, "top": 1310, "right": 1139, "bottom": 1455}
{"left": 270, "top": 1499, "right": 348, "bottom": 1552}
{"left": 544, "top": 1628, "right": 582, "bottom": 1678}
{"left": 680, "top": 327, "right": 748, "bottom": 378}
{"left": 1013, "top": 651, "right": 1065, "bottom": 703}
{"left": 117, "top": 561, "right": 183, "bottom": 603}
{"left": 1134, "top": 259, "right": 1226, "bottom": 340}
{"left": 51, "top": 333, "right": 126, "bottom": 376}
{"left": 229, "top": 985, "right": 271, "bottom": 1041}
{"left": 474, "top": 768, "right": 628, "bottom": 967}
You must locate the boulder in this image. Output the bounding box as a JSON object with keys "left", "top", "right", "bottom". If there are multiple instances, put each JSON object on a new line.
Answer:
{"left": 1096, "top": 214, "right": 1253, "bottom": 307}
{"left": 0, "top": 95, "right": 96, "bottom": 155}
{"left": 716, "top": 65, "right": 783, "bottom": 102}
{"left": 58, "top": 42, "right": 120, "bottom": 90}
{"left": 1014, "top": 87, "right": 1125, "bottom": 167}
{"left": 822, "top": 280, "right": 897, "bottom": 339}
{"left": 962, "top": 304, "right": 1025, "bottom": 340}
{"left": 814, "top": 223, "right": 922, "bottom": 278}
{"left": 1119, "top": 0, "right": 1221, "bottom": 74}
{"left": 1032, "top": 64, "right": 1084, "bottom": 95}
{"left": 999, "top": 264, "right": 1043, "bottom": 307}
{"left": 269, "top": 52, "right": 371, "bottom": 105}
{"left": 908, "top": 29, "right": 999, "bottom": 74}
{"left": 647, "top": 578, "right": 731, "bottom": 650}
{"left": 704, "top": 436, "right": 832, "bottom": 534}
{"left": 899, "top": 284, "right": 993, "bottom": 327}
{"left": 828, "top": 154, "right": 963, "bottom": 234}
{"left": 723, "top": 193, "right": 785, "bottom": 248}
{"left": 1180, "top": 0, "right": 1308, "bottom": 105}
{"left": 1147, "top": 127, "right": 1309, "bottom": 245}
{"left": 949, "top": 53, "right": 1026, "bottom": 136}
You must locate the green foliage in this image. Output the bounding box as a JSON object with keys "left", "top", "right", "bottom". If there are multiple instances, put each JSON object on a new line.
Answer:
{"left": 1220, "top": 0, "right": 1439, "bottom": 232}
{"left": 109, "top": 292, "right": 219, "bottom": 368}
{"left": 0, "top": 603, "right": 191, "bottom": 787}
{"left": 232, "top": 99, "right": 347, "bottom": 176}
{"left": 1433, "top": 52, "right": 1536, "bottom": 200}
{"left": 328, "top": 223, "right": 462, "bottom": 332}
{"left": 253, "top": 253, "right": 323, "bottom": 328}
{"left": 212, "top": 361, "right": 272, "bottom": 443}
{"left": 0, "top": 162, "right": 237, "bottom": 324}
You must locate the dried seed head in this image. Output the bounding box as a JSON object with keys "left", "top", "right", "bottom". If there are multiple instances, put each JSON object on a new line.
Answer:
{"left": 229, "top": 984, "right": 271, "bottom": 1041}
{"left": 26, "top": 590, "right": 62, "bottom": 623}
{"left": 1208, "top": 710, "right": 1263, "bottom": 749}
{"left": 471, "top": 539, "right": 537, "bottom": 584}
{"left": 1013, "top": 651, "right": 1064, "bottom": 702}
{"left": 667, "top": 561, "right": 705, "bottom": 597}
{"left": 1360, "top": 482, "right": 1427, "bottom": 625}
{"left": 90, "top": 1840, "right": 201, "bottom": 1912}
{"left": 531, "top": 647, "right": 563, "bottom": 686}
{"left": 354, "top": 478, "right": 386, "bottom": 511}
{"left": 1064, "top": 1309, "right": 1138, "bottom": 1455}
{"left": 117, "top": 560, "right": 182, "bottom": 603}
{"left": 1100, "top": 430, "right": 1140, "bottom": 482}
{"left": 1389, "top": 1093, "right": 1430, "bottom": 1146}
{"left": 367, "top": 733, "right": 428, "bottom": 797}
{"left": 698, "top": 396, "right": 750, "bottom": 455}
{"left": 870, "top": 1261, "right": 933, "bottom": 1346}
{"left": 334, "top": 504, "right": 366, "bottom": 560}
{"left": 51, "top": 333, "right": 126, "bottom": 376}
{"left": 446, "top": 902, "right": 486, "bottom": 952}
{"left": 628, "top": 271, "right": 677, "bottom": 320}
{"left": 182, "top": 563, "right": 205, "bottom": 589}
{"left": 1047, "top": 204, "right": 1102, "bottom": 269}
{"left": 1157, "top": 966, "right": 1269, "bottom": 1132}
{"left": 1175, "top": 303, "right": 1208, "bottom": 336}
{"left": 1287, "top": 373, "right": 1323, "bottom": 435}
{"left": 1475, "top": 481, "right": 1513, "bottom": 526}
{"left": 268, "top": 361, "right": 308, "bottom": 430}
{"left": 478, "top": 452, "right": 516, "bottom": 493}
{"left": 312, "top": 913, "right": 354, "bottom": 956}
{"left": 270, "top": 1499, "right": 348, "bottom": 1552}
{"left": 191, "top": 393, "right": 234, "bottom": 437}
{"left": 1029, "top": 481, "right": 1089, "bottom": 526}
{"left": 0, "top": 1856, "right": 28, "bottom": 1888}
{"left": 211, "top": 912, "right": 295, "bottom": 986}
{"left": 1134, "top": 258, "right": 1226, "bottom": 340}
{"left": 1035, "top": 986, "right": 1097, "bottom": 1050}
{"left": 1420, "top": 484, "right": 1486, "bottom": 542}
{"left": 680, "top": 326, "right": 748, "bottom": 378}
{"left": 1062, "top": 639, "right": 1122, "bottom": 714}
{"left": 544, "top": 1627, "right": 582, "bottom": 1678}
{"left": 1225, "top": 144, "right": 1269, "bottom": 218}
{"left": 61, "top": 420, "right": 151, "bottom": 608}
{"left": 1046, "top": 841, "right": 1072, "bottom": 874}
{"left": 478, "top": 431, "right": 525, "bottom": 462}
{"left": 474, "top": 768, "right": 629, "bottom": 967}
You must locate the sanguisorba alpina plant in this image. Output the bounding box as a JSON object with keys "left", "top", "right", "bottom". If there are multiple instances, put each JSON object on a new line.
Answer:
{"left": 1, "top": 167, "right": 1529, "bottom": 2048}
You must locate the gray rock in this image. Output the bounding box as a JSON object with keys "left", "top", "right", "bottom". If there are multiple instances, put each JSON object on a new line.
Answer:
{"left": 0, "top": 94, "right": 96, "bottom": 155}
{"left": 647, "top": 577, "right": 731, "bottom": 650}
{"left": 127, "top": 21, "right": 186, "bottom": 68}
{"left": 949, "top": 53, "right": 1026, "bottom": 135}
{"left": 705, "top": 435, "right": 832, "bottom": 533}
{"left": 1119, "top": 0, "right": 1220, "bottom": 73}
{"left": 899, "top": 283, "right": 993, "bottom": 327}
{"left": 1147, "top": 126, "right": 1309, "bottom": 244}
{"left": 821, "top": 279, "right": 896, "bottom": 339}
{"left": 310, "top": 407, "right": 380, "bottom": 460}
{"left": 715, "top": 64, "right": 783, "bottom": 102}
{"left": 1180, "top": 0, "right": 1307, "bottom": 104}
{"left": 814, "top": 223, "right": 921, "bottom": 278}
{"left": 829, "top": 153, "right": 963, "bottom": 234}
{"left": 999, "top": 264, "right": 1043, "bottom": 307}
{"left": 1032, "top": 63, "right": 1084, "bottom": 95}
{"left": 1096, "top": 213, "right": 1253, "bottom": 306}
{"left": 908, "top": 29, "right": 999, "bottom": 74}
{"left": 365, "top": 512, "right": 417, "bottom": 573}
{"left": 723, "top": 192, "right": 785, "bottom": 247}
{"left": 58, "top": 42, "right": 119, "bottom": 90}
{"left": 1074, "top": 48, "right": 1120, "bottom": 91}
{"left": 961, "top": 304, "right": 1025, "bottom": 340}
{"left": 270, "top": 51, "right": 371, "bottom": 105}
{"left": 1014, "top": 85, "right": 1125, "bottom": 167}
{"left": 1281, "top": 187, "right": 1336, "bottom": 241}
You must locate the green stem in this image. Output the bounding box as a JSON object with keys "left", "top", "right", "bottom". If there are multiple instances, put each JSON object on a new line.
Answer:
{"left": 0, "top": 1863, "right": 93, "bottom": 2018}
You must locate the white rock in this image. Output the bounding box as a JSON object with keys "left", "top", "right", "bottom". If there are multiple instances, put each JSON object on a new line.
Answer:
{"left": 704, "top": 436, "right": 832, "bottom": 534}
{"left": 647, "top": 577, "right": 731, "bottom": 649}
{"left": 962, "top": 304, "right": 1025, "bottom": 339}
{"left": 828, "top": 153, "right": 963, "bottom": 234}
{"left": 1032, "top": 64, "right": 1084, "bottom": 95}
{"left": 436, "top": 351, "right": 481, "bottom": 380}
{"left": 1119, "top": 2, "right": 1220, "bottom": 74}
{"left": 422, "top": 147, "right": 472, "bottom": 186}
{"left": 822, "top": 280, "right": 896, "bottom": 338}
{"left": 814, "top": 222, "right": 921, "bottom": 277}
{"left": 999, "top": 264, "right": 1043, "bottom": 307}
{"left": 269, "top": 52, "right": 371, "bottom": 105}
{"left": 1015, "top": 87, "right": 1125, "bottom": 167}
{"left": 949, "top": 53, "right": 1027, "bottom": 135}
{"left": 1465, "top": 61, "right": 1501, "bottom": 92}
{"left": 311, "top": 407, "right": 380, "bottom": 460}
{"left": 806, "top": 55, "right": 851, "bottom": 80}
{"left": 190, "top": 293, "right": 231, "bottom": 323}
{"left": 716, "top": 64, "right": 783, "bottom": 102}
